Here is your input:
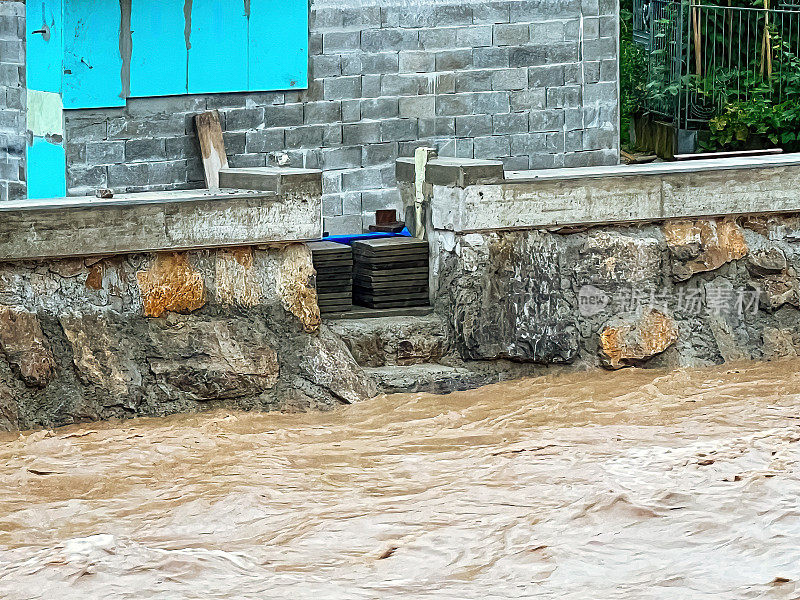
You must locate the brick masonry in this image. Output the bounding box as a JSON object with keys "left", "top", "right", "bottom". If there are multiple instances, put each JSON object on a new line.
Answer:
{"left": 0, "top": 0, "right": 26, "bottom": 202}
{"left": 21, "top": 0, "right": 618, "bottom": 234}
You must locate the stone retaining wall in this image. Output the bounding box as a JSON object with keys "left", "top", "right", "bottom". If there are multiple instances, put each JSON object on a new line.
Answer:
{"left": 0, "top": 245, "right": 374, "bottom": 431}
{"left": 432, "top": 216, "right": 800, "bottom": 369}
{"left": 399, "top": 154, "right": 800, "bottom": 370}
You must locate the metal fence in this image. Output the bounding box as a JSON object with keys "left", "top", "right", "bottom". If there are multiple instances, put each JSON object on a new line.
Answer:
{"left": 633, "top": 0, "right": 800, "bottom": 129}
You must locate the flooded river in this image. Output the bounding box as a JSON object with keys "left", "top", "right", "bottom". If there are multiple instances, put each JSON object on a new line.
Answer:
{"left": 1, "top": 360, "right": 800, "bottom": 599}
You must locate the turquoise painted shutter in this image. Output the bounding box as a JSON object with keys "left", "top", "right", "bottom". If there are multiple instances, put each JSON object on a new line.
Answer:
{"left": 130, "top": 0, "right": 189, "bottom": 97}
{"left": 188, "top": 0, "right": 249, "bottom": 94}
{"left": 248, "top": 0, "right": 309, "bottom": 91}
{"left": 62, "top": 0, "right": 124, "bottom": 108}
{"left": 26, "top": 0, "right": 63, "bottom": 94}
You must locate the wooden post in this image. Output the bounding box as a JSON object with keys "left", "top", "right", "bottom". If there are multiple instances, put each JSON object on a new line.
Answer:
{"left": 194, "top": 110, "right": 229, "bottom": 190}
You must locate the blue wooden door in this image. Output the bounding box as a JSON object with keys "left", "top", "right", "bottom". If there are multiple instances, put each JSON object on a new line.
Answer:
{"left": 26, "top": 0, "right": 67, "bottom": 199}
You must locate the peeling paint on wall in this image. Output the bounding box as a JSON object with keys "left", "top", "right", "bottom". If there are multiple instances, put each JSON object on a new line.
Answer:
{"left": 183, "top": 0, "right": 193, "bottom": 50}
{"left": 26, "top": 90, "right": 63, "bottom": 139}
{"left": 119, "top": 0, "right": 132, "bottom": 99}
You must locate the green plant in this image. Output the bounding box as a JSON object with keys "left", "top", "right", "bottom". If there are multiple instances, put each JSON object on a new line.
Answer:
{"left": 619, "top": 6, "right": 648, "bottom": 146}
{"left": 706, "top": 30, "right": 800, "bottom": 150}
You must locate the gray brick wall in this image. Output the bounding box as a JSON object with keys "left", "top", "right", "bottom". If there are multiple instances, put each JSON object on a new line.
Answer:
{"left": 64, "top": 0, "right": 620, "bottom": 234}
{"left": 0, "top": 1, "right": 26, "bottom": 202}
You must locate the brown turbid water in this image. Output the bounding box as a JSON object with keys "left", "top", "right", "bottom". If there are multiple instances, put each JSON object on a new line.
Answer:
{"left": 2, "top": 359, "right": 800, "bottom": 599}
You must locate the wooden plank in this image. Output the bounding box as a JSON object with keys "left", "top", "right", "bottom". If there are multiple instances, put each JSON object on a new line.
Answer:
{"left": 130, "top": 0, "right": 188, "bottom": 97}
{"left": 353, "top": 257, "right": 429, "bottom": 268}
{"left": 188, "top": 0, "right": 249, "bottom": 94}
{"left": 248, "top": 0, "right": 309, "bottom": 91}
{"left": 353, "top": 248, "right": 429, "bottom": 259}
{"left": 353, "top": 298, "right": 430, "bottom": 309}
{"left": 307, "top": 241, "right": 352, "bottom": 255}
{"left": 354, "top": 266, "right": 429, "bottom": 278}
{"left": 352, "top": 237, "right": 428, "bottom": 251}
{"left": 353, "top": 278, "right": 427, "bottom": 290}
{"left": 62, "top": 0, "right": 125, "bottom": 109}
{"left": 194, "top": 111, "right": 229, "bottom": 190}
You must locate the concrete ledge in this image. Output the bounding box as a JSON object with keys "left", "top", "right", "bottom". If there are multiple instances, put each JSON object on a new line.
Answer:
{"left": 218, "top": 166, "right": 322, "bottom": 194}
{"left": 0, "top": 186, "right": 323, "bottom": 261}
{"left": 396, "top": 157, "right": 504, "bottom": 187}
{"left": 400, "top": 153, "right": 800, "bottom": 232}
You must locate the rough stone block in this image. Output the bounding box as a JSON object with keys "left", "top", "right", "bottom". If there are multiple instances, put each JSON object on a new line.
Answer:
{"left": 342, "top": 167, "right": 384, "bottom": 192}
{"left": 509, "top": 46, "right": 548, "bottom": 68}
{"left": 323, "top": 31, "right": 361, "bottom": 54}
{"left": 304, "top": 101, "right": 342, "bottom": 125}
{"left": 343, "top": 122, "right": 380, "bottom": 146}
{"left": 86, "top": 141, "right": 125, "bottom": 166}
{"left": 361, "top": 188, "right": 402, "bottom": 212}
{"left": 325, "top": 213, "right": 363, "bottom": 235}
{"left": 473, "top": 2, "right": 511, "bottom": 24}
{"left": 530, "top": 21, "right": 566, "bottom": 43}
{"left": 493, "top": 23, "right": 529, "bottom": 46}
{"left": 360, "top": 97, "right": 399, "bottom": 120}
{"left": 125, "top": 138, "right": 166, "bottom": 162}
{"left": 320, "top": 146, "right": 363, "bottom": 170}
{"left": 473, "top": 46, "right": 510, "bottom": 69}
{"left": 363, "top": 142, "right": 397, "bottom": 166}
{"left": 435, "top": 49, "right": 472, "bottom": 71}
{"left": 361, "top": 28, "right": 419, "bottom": 52}
{"left": 454, "top": 69, "right": 493, "bottom": 93}
{"left": 224, "top": 108, "right": 265, "bottom": 131}
{"left": 419, "top": 27, "right": 457, "bottom": 50}
{"left": 529, "top": 108, "right": 565, "bottom": 132}
{"left": 456, "top": 114, "right": 493, "bottom": 137}
{"left": 380, "top": 118, "right": 417, "bottom": 142}
{"left": 473, "top": 135, "right": 510, "bottom": 159}
{"left": 528, "top": 65, "right": 566, "bottom": 88}
{"left": 343, "top": 52, "right": 399, "bottom": 76}
{"left": 323, "top": 76, "right": 362, "bottom": 101}
{"left": 399, "top": 51, "right": 436, "bottom": 73}
{"left": 491, "top": 68, "right": 528, "bottom": 91}
{"left": 456, "top": 24, "right": 493, "bottom": 48}
{"left": 380, "top": 73, "right": 432, "bottom": 97}
{"left": 398, "top": 95, "right": 435, "bottom": 119}
{"left": 286, "top": 125, "right": 324, "bottom": 149}
{"left": 493, "top": 112, "right": 529, "bottom": 135}
{"left": 246, "top": 129, "right": 285, "bottom": 153}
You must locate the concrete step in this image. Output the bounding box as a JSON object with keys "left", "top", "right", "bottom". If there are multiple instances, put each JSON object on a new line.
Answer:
{"left": 327, "top": 313, "right": 449, "bottom": 368}
{"left": 365, "top": 364, "right": 496, "bottom": 395}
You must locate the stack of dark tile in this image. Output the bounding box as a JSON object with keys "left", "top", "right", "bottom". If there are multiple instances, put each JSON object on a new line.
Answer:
{"left": 308, "top": 241, "right": 352, "bottom": 314}
{"left": 352, "top": 237, "right": 429, "bottom": 309}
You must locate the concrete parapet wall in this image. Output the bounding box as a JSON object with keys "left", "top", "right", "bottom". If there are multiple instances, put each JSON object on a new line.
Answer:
{"left": 0, "top": 167, "right": 324, "bottom": 260}
{"left": 398, "top": 153, "right": 800, "bottom": 232}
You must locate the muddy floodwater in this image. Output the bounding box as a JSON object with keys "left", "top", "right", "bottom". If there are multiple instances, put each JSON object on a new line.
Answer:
{"left": 2, "top": 360, "right": 800, "bottom": 599}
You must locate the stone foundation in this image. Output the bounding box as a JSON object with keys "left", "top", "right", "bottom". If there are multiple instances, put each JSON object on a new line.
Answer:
{"left": 431, "top": 214, "right": 800, "bottom": 370}
{"left": 0, "top": 244, "right": 374, "bottom": 431}
{"left": 394, "top": 154, "right": 800, "bottom": 373}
